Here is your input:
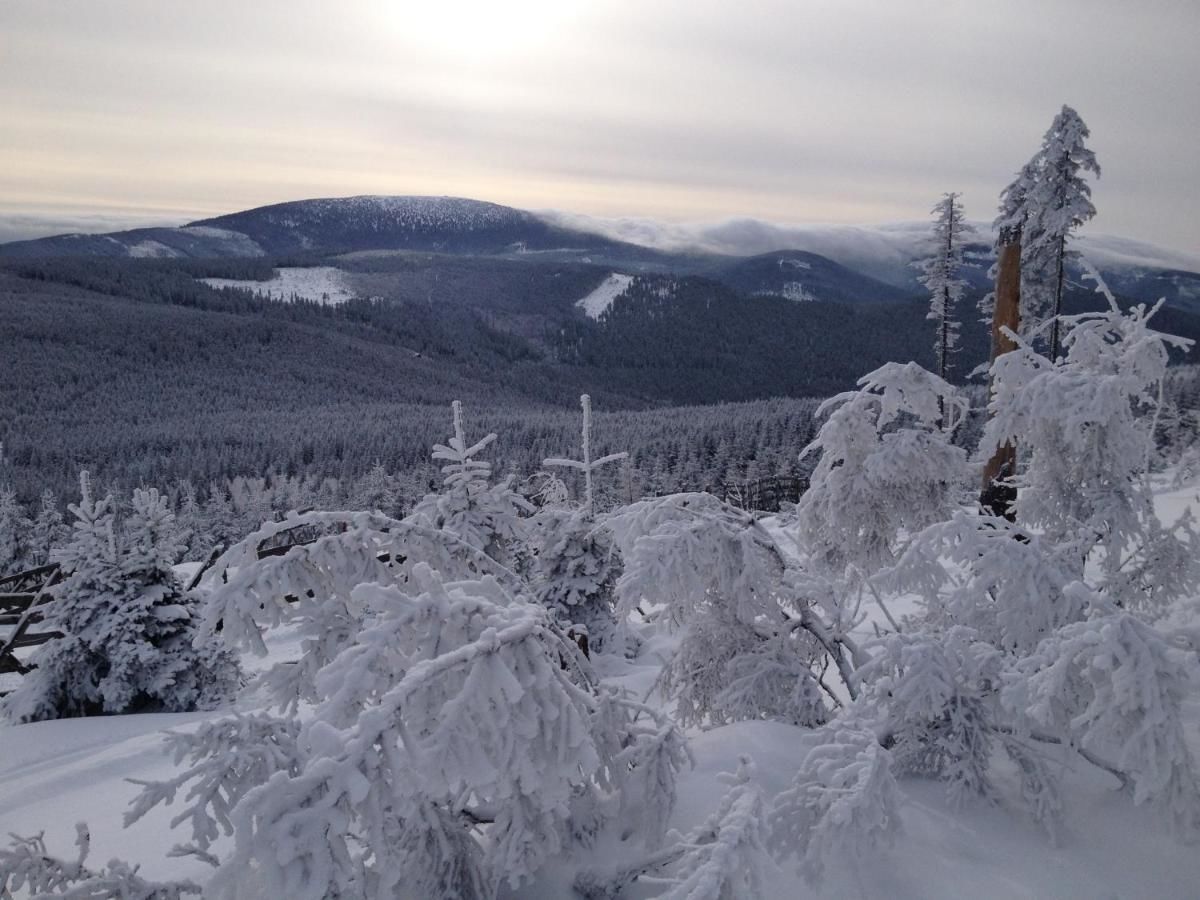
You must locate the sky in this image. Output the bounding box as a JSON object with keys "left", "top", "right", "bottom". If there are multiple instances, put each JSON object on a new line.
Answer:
{"left": 1, "top": 0, "right": 1197, "bottom": 254}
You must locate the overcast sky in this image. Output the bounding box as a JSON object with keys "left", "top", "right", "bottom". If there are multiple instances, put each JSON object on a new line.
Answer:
{"left": 1, "top": 0, "right": 1197, "bottom": 252}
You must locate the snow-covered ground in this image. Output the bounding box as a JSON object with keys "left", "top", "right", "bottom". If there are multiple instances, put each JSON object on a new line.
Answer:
{"left": 576, "top": 272, "right": 633, "bottom": 320}
{"left": 201, "top": 266, "right": 355, "bottom": 304}
{"left": 2, "top": 477, "right": 1199, "bottom": 897}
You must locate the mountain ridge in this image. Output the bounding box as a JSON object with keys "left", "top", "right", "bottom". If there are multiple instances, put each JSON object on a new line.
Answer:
{"left": 3, "top": 194, "right": 1198, "bottom": 311}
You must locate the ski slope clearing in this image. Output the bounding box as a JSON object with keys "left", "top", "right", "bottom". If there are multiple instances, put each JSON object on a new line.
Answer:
{"left": 201, "top": 266, "right": 354, "bottom": 304}
{"left": 576, "top": 272, "right": 633, "bottom": 319}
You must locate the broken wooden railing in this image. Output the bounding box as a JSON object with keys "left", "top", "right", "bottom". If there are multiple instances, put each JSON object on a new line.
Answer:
{"left": 0, "top": 563, "right": 63, "bottom": 680}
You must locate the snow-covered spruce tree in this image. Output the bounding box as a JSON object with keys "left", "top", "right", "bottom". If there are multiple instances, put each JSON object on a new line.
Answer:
{"left": 29, "top": 488, "right": 67, "bottom": 567}
{"left": 994, "top": 105, "right": 1100, "bottom": 353}
{"left": 1020, "top": 105, "right": 1100, "bottom": 359}
{"left": 123, "top": 505, "right": 690, "bottom": 897}
{"left": 527, "top": 501, "right": 623, "bottom": 653}
{"left": 792, "top": 361, "right": 970, "bottom": 582}
{"left": 352, "top": 459, "right": 400, "bottom": 517}
{"left": 916, "top": 192, "right": 976, "bottom": 389}
{"left": 0, "top": 484, "right": 31, "bottom": 574}
{"left": 530, "top": 394, "right": 629, "bottom": 652}
{"left": 409, "top": 400, "right": 533, "bottom": 570}
{"left": 0, "top": 476, "right": 239, "bottom": 722}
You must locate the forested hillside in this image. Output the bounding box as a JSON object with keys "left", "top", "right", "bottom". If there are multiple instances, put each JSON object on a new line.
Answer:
{"left": 3, "top": 245, "right": 1198, "bottom": 524}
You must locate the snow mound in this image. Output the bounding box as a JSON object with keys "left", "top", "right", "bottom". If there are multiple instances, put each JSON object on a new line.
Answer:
{"left": 201, "top": 266, "right": 355, "bottom": 305}
{"left": 576, "top": 273, "right": 633, "bottom": 320}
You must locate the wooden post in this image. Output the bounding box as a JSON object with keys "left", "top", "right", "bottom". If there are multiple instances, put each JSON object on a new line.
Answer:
{"left": 980, "top": 234, "right": 1022, "bottom": 520}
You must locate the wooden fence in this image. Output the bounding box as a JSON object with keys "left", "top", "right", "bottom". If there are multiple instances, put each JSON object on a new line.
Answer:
{"left": 705, "top": 474, "right": 809, "bottom": 513}
{"left": 0, "top": 564, "right": 62, "bottom": 679}
{"left": 0, "top": 525, "right": 328, "bottom": 693}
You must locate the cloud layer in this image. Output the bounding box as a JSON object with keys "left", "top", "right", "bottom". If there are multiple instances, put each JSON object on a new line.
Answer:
{"left": 2, "top": 0, "right": 1197, "bottom": 252}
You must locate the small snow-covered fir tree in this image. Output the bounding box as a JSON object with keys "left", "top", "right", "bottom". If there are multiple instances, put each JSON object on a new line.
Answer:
{"left": 531, "top": 395, "right": 629, "bottom": 651}
{"left": 409, "top": 400, "right": 533, "bottom": 569}
{"left": 916, "top": 192, "right": 976, "bottom": 389}
{"left": 1, "top": 476, "right": 239, "bottom": 722}
{"left": 528, "top": 503, "right": 622, "bottom": 652}
{"left": 769, "top": 726, "right": 900, "bottom": 883}
{"left": 352, "top": 459, "right": 400, "bottom": 516}
{"left": 28, "top": 488, "right": 66, "bottom": 567}
{"left": 0, "top": 485, "right": 30, "bottom": 574}
{"left": 545, "top": 394, "right": 629, "bottom": 516}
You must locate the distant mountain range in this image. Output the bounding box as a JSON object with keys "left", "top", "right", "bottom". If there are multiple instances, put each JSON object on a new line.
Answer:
{"left": 3, "top": 194, "right": 1198, "bottom": 312}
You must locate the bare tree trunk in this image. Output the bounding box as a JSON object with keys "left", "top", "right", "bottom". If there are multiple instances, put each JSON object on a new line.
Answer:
{"left": 980, "top": 235, "right": 1022, "bottom": 520}
{"left": 1048, "top": 233, "right": 1066, "bottom": 360}
{"left": 937, "top": 200, "right": 955, "bottom": 428}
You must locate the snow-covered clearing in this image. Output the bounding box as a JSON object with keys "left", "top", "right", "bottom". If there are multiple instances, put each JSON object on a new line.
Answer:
{"left": 201, "top": 266, "right": 355, "bottom": 304}
{"left": 757, "top": 281, "right": 818, "bottom": 302}
{"left": 127, "top": 240, "right": 181, "bottom": 259}
{"left": 576, "top": 272, "right": 633, "bottom": 319}
{"left": 2, "top": 477, "right": 1199, "bottom": 897}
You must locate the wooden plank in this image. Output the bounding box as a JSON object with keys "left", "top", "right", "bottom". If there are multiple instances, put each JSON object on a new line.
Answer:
{"left": 0, "top": 594, "right": 35, "bottom": 612}
{"left": 10, "top": 631, "right": 60, "bottom": 649}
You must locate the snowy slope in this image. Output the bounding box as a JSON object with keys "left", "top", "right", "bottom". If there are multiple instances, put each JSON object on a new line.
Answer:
{"left": 576, "top": 273, "right": 633, "bottom": 319}
{"left": 201, "top": 266, "right": 355, "bottom": 304}
{"left": 2, "top": 477, "right": 1199, "bottom": 897}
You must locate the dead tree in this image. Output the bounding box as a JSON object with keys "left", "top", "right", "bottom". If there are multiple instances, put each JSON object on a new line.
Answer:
{"left": 980, "top": 231, "right": 1021, "bottom": 520}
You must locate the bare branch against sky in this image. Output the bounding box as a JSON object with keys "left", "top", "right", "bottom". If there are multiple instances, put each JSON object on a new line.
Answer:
{"left": 1, "top": 0, "right": 1196, "bottom": 251}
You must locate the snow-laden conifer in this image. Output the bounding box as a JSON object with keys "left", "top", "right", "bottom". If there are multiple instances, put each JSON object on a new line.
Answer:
{"left": 1021, "top": 105, "right": 1101, "bottom": 357}
{"left": 916, "top": 192, "right": 975, "bottom": 385}
{"left": 793, "top": 361, "right": 969, "bottom": 580}
{"left": 352, "top": 459, "right": 400, "bottom": 516}
{"left": 544, "top": 393, "right": 628, "bottom": 515}
{"left": 29, "top": 488, "right": 66, "bottom": 567}
{"left": 978, "top": 295, "right": 1197, "bottom": 607}
{"left": 527, "top": 502, "right": 622, "bottom": 651}
{"left": 0, "top": 823, "right": 200, "bottom": 899}
{"left": 530, "top": 396, "right": 628, "bottom": 651}
{"left": 409, "top": 400, "right": 532, "bottom": 568}
{"left": 609, "top": 491, "right": 859, "bottom": 721}
{"left": 1, "top": 476, "right": 239, "bottom": 722}
{"left": 0, "top": 485, "right": 30, "bottom": 573}
{"left": 1003, "top": 584, "right": 1200, "bottom": 835}
{"left": 769, "top": 727, "right": 900, "bottom": 883}
{"left": 992, "top": 105, "right": 1100, "bottom": 351}
{"left": 130, "top": 500, "right": 689, "bottom": 895}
